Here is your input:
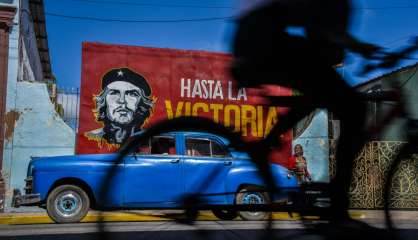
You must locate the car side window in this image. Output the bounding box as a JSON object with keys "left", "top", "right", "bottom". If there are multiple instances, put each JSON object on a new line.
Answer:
{"left": 185, "top": 137, "right": 229, "bottom": 157}
{"left": 211, "top": 141, "right": 229, "bottom": 157}
{"left": 151, "top": 136, "right": 176, "bottom": 155}
{"left": 135, "top": 136, "right": 176, "bottom": 155}
{"left": 135, "top": 139, "right": 151, "bottom": 154}
{"left": 186, "top": 138, "right": 211, "bottom": 157}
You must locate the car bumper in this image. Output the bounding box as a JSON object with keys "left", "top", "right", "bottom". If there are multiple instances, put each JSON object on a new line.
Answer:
{"left": 12, "top": 189, "right": 41, "bottom": 208}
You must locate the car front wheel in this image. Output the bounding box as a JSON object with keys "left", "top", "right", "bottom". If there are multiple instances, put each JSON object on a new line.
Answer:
{"left": 236, "top": 187, "right": 270, "bottom": 221}
{"left": 46, "top": 184, "right": 90, "bottom": 223}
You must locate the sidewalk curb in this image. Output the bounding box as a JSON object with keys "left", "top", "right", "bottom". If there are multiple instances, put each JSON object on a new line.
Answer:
{"left": 0, "top": 211, "right": 374, "bottom": 225}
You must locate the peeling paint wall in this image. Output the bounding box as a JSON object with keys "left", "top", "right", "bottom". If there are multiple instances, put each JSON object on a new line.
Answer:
{"left": 1, "top": 0, "right": 76, "bottom": 212}
{"left": 4, "top": 110, "right": 21, "bottom": 141}
{"left": 3, "top": 82, "right": 75, "bottom": 212}
{"left": 1, "top": 0, "right": 19, "bottom": 211}
{"left": 292, "top": 109, "right": 330, "bottom": 182}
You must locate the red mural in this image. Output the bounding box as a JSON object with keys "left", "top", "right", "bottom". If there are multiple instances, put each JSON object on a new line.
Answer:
{"left": 77, "top": 42, "right": 292, "bottom": 165}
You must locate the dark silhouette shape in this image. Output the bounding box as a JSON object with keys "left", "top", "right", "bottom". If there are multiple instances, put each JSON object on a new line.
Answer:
{"left": 231, "top": 0, "right": 382, "bottom": 221}
{"left": 94, "top": 1, "right": 418, "bottom": 239}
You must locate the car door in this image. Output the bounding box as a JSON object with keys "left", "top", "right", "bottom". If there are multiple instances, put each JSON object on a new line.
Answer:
{"left": 181, "top": 135, "right": 233, "bottom": 204}
{"left": 124, "top": 134, "right": 182, "bottom": 207}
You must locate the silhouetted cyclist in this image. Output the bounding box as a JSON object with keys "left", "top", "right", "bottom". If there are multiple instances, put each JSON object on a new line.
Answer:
{"left": 231, "top": 0, "right": 382, "bottom": 221}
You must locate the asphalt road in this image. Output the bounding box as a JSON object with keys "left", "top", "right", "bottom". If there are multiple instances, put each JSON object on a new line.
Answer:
{"left": 0, "top": 220, "right": 416, "bottom": 240}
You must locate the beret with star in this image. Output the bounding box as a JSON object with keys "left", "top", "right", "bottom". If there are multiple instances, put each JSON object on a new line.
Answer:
{"left": 102, "top": 68, "right": 151, "bottom": 97}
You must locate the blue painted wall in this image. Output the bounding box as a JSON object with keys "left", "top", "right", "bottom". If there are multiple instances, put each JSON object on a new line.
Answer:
{"left": 2, "top": 0, "right": 76, "bottom": 212}
{"left": 292, "top": 109, "right": 330, "bottom": 182}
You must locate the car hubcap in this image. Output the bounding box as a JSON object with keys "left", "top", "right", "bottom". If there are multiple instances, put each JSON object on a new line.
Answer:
{"left": 55, "top": 191, "right": 82, "bottom": 217}
{"left": 242, "top": 192, "right": 265, "bottom": 217}
{"left": 242, "top": 192, "right": 264, "bottom": 204}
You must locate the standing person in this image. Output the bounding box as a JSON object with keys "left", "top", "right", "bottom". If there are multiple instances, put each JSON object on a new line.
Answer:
{"left": 288, "top": 144, "right": 312, "bottom": 184}
{"left": 231, "top": 0, "right": 382, "bottom": 221}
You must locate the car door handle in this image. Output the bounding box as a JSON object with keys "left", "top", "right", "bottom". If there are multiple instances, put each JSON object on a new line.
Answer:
{"left": 224, "top": 161, "right": 232, "bottom": 166}
{"left": 170, "top": 159, "right": 180, "bottom": 163}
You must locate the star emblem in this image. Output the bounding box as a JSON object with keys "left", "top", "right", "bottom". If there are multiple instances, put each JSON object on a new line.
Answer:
{"left": 117, "top": 70, "right": 124, "bottom": 77}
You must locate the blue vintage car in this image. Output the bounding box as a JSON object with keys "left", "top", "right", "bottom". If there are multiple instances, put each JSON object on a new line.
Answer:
{"left": 12, "top": 131, "right": 298, "bottom": 223}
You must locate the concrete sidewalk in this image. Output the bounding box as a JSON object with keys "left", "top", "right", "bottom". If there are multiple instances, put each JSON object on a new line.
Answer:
{"left": 0, "top": 210, "right": 416, "bottom": 225}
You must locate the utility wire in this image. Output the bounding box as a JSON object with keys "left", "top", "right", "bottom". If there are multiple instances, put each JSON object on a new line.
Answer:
{"left": 45, "top": 12, "right": 234, "bottom": 23}
{"left": 70, "top": 0, "right": 234, "bottom": 9}
{"left": 63, "top": 0, "right": 418, "bottom": 10}
{"left": 44, "top": 1, "right": 418, "bottom": 23}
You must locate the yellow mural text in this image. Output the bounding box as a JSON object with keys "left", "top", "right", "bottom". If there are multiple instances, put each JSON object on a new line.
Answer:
{"left": 165, "top": 100, "right": 278, "bottom": 138}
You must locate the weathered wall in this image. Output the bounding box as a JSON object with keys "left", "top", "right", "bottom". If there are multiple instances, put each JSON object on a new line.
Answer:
{"left": 0, "top": 0, "right": 17, "bottom": 212}
{"left": 356, "top": 64, "right": 418, "bottom": 141}
{"left": 1, "top": 0, "right": 19, "bottom": 201}
{"left": 3, "top": 82, "right": 75, "bottom": 211}
{"left": 292, "top": 109, "right": 330, "bottom": 182}
{"left": 379, "top": 65, "right": 418, "bottom": 141}
{"left": 1, "top": 0, "right": 76, "bottom": 211}
{"left": 347, "top": 64, "right": 418, "bottom": 209}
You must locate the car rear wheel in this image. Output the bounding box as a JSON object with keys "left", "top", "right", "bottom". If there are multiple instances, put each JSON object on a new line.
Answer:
{"left": 212, "top": 209, "right": 238, "bottom": 220}
{"left": 46, "top": 184, "right": 90, "bottom": 223}
{"left": 236, "top": 186, "right": 270, "bottom": 221}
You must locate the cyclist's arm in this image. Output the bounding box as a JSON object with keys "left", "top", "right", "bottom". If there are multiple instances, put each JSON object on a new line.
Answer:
{"left": 331, "top": 33, "right": 381, "bottom": 58}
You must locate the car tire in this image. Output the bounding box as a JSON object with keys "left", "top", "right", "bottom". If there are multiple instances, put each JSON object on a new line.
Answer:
{"left": 212, "top": 209, "right": 238, "bottom": 220}
{"left": 46, "top": 184, "right": 90, "bottom": 223}
{"left": 236, "top": 186, "right": 270, "bottom": 221}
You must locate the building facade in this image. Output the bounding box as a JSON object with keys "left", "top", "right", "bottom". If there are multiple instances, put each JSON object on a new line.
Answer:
{"left": 0, "top": 0, "right": 17, "bottom": 212}
{"left": 0, "top": 0, "right": 75, "bottom": 212}
{"left": 350, "top": 63, "right": 418, "bottom": 209}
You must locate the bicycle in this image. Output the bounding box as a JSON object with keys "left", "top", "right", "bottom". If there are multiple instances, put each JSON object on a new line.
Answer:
{"left": 88, "top": 0, "right": 413, "bottom": 231}
{"left": 86, "top": 37, "right": 418, "bottom": 238}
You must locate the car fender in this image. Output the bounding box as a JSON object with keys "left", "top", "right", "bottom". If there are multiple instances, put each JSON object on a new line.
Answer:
{"left": 224, "top": 164, "right": 298, "bottom": 203}
{"left": 33, "top": 170, "right": 122, "bottom": 207}
{"left": 30, "top": 155, "right": 124, "bottom": 207}
{"left": 224, "top": 167, "right": 265, "bottom": 203}
{"left": 270, "top": 164, "right": 298, "bottom": 188}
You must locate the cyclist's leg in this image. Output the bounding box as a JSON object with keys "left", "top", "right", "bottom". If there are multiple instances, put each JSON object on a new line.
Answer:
{"left": 233, "top": 11, "right": 368, "bottom": 219}
{"left": 319, "top": 74, "right": 368, "bottom": 221}
{"left": 333, "top": 103, "right": 367, "bottom": 219}
{"left": 277, "top": 54, "right": 369, "bottom": 220}
{"left": 259, "top": 63, "right": 367, "bottom": 220}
